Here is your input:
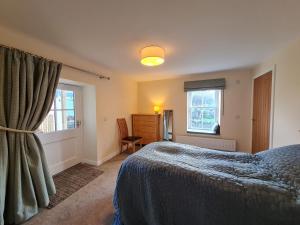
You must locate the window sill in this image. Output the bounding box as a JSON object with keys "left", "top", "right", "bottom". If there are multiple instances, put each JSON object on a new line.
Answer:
{"left": 186, "top": 131, "right": 220, "bottom": 136}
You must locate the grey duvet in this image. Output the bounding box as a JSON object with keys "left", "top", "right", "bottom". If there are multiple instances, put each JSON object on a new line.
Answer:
{"left": 113, "top": 142, "right": 300, "bottom": 225}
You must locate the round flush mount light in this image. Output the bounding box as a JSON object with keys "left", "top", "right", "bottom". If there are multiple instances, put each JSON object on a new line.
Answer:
{"left": 140, "top": 45, "right": 165, "bottom": 66}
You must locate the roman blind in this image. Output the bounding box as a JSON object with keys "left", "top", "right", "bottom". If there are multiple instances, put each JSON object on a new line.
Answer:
{"left": 184, "top": 78, "right": 226, "bottom": 92}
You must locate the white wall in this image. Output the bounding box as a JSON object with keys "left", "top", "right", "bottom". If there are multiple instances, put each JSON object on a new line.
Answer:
{"left": 254, "top": 38, "right": 300, "bottom": 148}
{"left": 138, "top": 69, "right": 253, "bottom": 152}
{"left": 0, "top": 25, "right": 138, "bottom": 170}
{"left": 82, "top": 85, "right": 97, "bottom": 164}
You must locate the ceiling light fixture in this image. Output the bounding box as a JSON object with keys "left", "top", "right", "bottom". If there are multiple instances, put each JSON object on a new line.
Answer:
{"left": 140, "top": 45, "right": 165, "bottom": 66}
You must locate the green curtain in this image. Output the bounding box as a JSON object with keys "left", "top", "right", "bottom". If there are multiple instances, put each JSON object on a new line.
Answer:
{"left": 0, "top": 46, "right": 61, "bottom": 225}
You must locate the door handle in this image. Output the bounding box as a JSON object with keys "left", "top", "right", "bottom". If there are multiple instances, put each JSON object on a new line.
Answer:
{"left": 76, "top": 120, "right": 82, "bottom": 128}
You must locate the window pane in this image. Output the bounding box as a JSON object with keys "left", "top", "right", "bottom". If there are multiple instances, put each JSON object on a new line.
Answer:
{"left": 191, "top": 93, "right": 203, "bottom": 107}
{"left": 55, "top": 89, "right": 62, "bottom": 110}
{"left": 56, "top": 110, "right": 63, "bottom": 131}
{"left": 38, "top": 110, "right": 55, "bottom": 133}
{"left": 56, "top": 89, "right": 75, "bottom": 110}
{"left": 62, "top": 90, "right": 75, "bottom": 109}
{"left": 202, "top": 108, "right": 217, "bottom": 129}
{"left": 191, "top": 90, "right": 216, "bottom": 107}
{"left": 55, "top": 110, "right": 76, "bottom": 131}
{"left": 64, "top": 110, "right": 76, "bottom": 129}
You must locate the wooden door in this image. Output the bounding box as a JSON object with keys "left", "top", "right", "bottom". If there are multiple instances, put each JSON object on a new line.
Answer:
{"left": 252, "top": 72, "right": 272, "bottom": 153}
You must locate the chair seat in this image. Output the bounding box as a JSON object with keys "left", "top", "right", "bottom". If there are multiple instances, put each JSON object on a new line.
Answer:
{"left": 122, "top": 136, "right": 142, "bottom": 142}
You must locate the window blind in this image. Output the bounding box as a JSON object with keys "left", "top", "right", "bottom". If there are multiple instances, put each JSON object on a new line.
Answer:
{"left": 184, "top": 78, "right": 226, "bottom": 92}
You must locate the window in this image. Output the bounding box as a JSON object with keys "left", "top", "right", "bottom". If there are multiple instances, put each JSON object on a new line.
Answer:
{"left": 187, "top": 90, "right": 221, "bottom": 134}
{"left": 39, "top": 87, "right": 76, "bottom": 133}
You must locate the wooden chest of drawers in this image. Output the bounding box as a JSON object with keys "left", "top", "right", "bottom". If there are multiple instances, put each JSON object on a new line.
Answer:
{"left": 132, "top": 114, "right": 161, "bottom": 145}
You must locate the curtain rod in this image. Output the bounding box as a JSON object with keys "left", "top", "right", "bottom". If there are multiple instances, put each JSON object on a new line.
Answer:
{"left": 63, "top": 64, "right": 110, "bottom": 80}
{"left": 0, "top": 43, "right": 110, "bottom": 80}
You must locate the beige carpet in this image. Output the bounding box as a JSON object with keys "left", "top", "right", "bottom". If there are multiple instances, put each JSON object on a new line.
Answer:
{"left": 24, "top": 153, "right": 128, "bottom": 225}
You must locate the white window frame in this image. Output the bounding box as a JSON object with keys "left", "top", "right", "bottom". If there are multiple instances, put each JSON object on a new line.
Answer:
{"left": 38, "top": 83, "right": 78, "bottom": 134}
{"left": 186, "top": 89, "right": 222, "bottom": 135}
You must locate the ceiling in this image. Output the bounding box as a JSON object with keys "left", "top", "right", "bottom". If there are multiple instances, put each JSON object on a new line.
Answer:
{"left": 1, "top": 0, "right": 300, "bottom": 81}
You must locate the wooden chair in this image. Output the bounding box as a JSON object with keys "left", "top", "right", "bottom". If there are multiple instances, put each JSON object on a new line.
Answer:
{"left": 117, "top": 118, "right": 142, "bottom": 153}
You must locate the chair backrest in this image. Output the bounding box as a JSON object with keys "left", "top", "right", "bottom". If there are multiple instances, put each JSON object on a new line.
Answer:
{"left": 117, "top": 118, "right": 129, "bottom": 140}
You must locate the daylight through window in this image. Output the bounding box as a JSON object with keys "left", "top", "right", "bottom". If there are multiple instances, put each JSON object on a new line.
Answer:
{"left": 39, "top": 89, "right": 76, "bottom": 133}
{"left": 187, "top": 90, "right": 221, "bottom": 134}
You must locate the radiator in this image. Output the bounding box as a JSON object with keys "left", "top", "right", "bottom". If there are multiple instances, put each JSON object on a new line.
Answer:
{"left": 175, "top": 135, "right": 236, "bottom": 151}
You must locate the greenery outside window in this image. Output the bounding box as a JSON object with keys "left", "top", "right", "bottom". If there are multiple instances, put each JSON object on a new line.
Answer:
{"left": 187, "top": 90, "right": 221, "bottom": 134}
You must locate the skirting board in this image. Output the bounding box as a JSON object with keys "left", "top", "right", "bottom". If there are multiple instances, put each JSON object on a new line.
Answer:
{"left": 49, "top": 156, "right": 80, "bottom": 175}
{"left": 82, "top": 150, "right": 120, "bottom": 166}
{"left": 49, "top": 150, "right": 120, "bottom": 175}
{"left": 81, "top": 158, "right": 101, "bottom": 166}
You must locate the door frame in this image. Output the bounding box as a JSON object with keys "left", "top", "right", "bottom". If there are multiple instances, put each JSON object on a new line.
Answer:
{"left": 251, "top": 64, "right": 276, "bottom": 150}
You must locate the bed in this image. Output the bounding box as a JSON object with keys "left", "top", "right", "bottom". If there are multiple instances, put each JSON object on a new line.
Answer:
{"left": 113, "top": 142, "right": 300, "bottom": 225}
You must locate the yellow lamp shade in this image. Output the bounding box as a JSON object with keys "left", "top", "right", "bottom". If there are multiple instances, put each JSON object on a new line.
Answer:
{"left": 140, "top": 46, "right": 165, "bottom": 66}
{"left": 154, "top": 105, "right": 160, "bottom": 114}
